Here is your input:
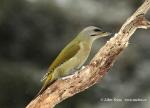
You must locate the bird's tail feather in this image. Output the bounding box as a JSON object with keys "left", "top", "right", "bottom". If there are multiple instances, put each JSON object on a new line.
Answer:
{"left": 36, "top": 74, "right": 54, "bottom": 96}
{"left": 40, "top": 72, "right": 48, "bottom": 82}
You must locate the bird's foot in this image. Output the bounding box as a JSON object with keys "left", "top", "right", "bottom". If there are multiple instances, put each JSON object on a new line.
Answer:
{"left": 61, "top": 74, "right": 75, "bottom": 80}
{"left": 61, "top": 70, "right": 79, "bottom": 80}
{"left": 60, "top": 66, "right": 86, "bottom": 80}
{"left": 81, "top": 66, "right": 86, "bottom": 70}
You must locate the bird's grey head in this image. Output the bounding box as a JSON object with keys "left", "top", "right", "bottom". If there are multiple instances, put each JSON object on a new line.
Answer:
{"left": 79, "top": 26, "right": 111, "bottom": 41}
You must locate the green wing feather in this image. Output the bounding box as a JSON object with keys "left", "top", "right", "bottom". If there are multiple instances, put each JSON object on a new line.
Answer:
{"left": 41, "top": 38, "right": 80, "bottom": 82}
{"left": 37, "top": 38, "right": 81, "bottom": 95}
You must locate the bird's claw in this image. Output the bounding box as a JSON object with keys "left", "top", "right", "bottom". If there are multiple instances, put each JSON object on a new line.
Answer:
{"left": 81, "top": 66, "right": 86, "bottom": 69}
{"left": 61, "top": 74, "right": 75, "bottom": 80}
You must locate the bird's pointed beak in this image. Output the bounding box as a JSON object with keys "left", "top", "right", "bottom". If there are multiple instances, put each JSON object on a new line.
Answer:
{"left": 98, "top": 31, "right": 114, "bottom": 37}
{"left": 92, "top": 32, "right": 114, "bottom": 41}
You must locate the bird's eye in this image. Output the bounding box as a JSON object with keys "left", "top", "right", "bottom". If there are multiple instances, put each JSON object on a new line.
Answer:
{"left": 93, "top": 28, "right": 102, "bottom": 32}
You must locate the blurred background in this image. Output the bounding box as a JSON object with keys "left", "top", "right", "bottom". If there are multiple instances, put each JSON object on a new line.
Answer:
{"left": 0, "top": 0, "right": 150, "bottom": 108}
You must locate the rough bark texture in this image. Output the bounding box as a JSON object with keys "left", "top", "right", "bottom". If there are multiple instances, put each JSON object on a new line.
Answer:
{"left": 26, "top": 0, "right": 150, "bottom": 108}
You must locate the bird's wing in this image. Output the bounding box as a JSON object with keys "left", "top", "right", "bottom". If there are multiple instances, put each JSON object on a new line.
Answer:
{"left": 49, "top": 40, "right": 80, "bottom": 71}
{"left": 41, "top": 39, "right": 80, "bottom": 82}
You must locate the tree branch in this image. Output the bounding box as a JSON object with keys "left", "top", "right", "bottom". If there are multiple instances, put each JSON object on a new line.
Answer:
{"left": 26, "top": 0, "right": 150, "bottom": 108}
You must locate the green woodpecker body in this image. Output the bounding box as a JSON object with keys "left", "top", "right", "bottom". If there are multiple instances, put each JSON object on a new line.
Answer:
{"left": 38, "top": 26, "right": 111, "bottom": 95}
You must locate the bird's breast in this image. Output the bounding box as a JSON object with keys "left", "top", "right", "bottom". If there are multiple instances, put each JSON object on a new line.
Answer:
{"left": 55, "top": 41, "right": 92, "bottom": 76}
{"left": 75, "top": 42, "right": 92, "bottom": 67}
